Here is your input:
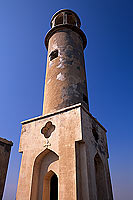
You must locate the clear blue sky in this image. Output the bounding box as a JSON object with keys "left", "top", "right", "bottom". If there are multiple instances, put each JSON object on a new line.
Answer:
{"left": 0, "top": 0, "right": 132, "bottom": 199}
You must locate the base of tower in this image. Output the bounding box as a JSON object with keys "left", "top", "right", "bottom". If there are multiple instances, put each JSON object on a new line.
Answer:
{"left": 16, "top": 103, "right": 113, "bottom": 200}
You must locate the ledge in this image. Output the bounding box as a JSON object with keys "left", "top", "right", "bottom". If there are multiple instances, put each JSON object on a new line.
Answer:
{"left": 21, "top": 103, "right": 82, "bottom": 124}
{"left": 45, "top": 24, "right": 87, "bottom": 50}
{"left": 21, "top": 103, "right": 107, "bottom": 132}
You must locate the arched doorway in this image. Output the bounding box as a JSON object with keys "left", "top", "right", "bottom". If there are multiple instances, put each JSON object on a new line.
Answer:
{"left": 30, "top": 149, "right": 59, "bottom": 200}
{"left": 50, "top": 173, "right": 58, "bottom": 200}
{"left": 94, "top": 153, "right": 108, "bottom": 200}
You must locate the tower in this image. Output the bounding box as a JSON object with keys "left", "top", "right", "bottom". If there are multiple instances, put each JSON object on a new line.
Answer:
{"left": 16, "top": 9, "right": 113, "bottom": 200}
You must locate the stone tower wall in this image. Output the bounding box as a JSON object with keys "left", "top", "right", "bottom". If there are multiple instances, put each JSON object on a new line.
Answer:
{"left": 43, "top": 29, "right": 88, "bottom": 115}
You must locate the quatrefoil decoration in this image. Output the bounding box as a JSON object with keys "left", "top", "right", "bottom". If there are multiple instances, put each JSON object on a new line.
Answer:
{"left": 41, "top": 121, "right": 55, "bottom": 139}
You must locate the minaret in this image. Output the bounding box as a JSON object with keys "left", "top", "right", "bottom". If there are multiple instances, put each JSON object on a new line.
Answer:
{"left": 16, "top": 9, "right": 113, "bottom": 200}
{"left": 43, "top": 9, "right": 89, "bottom": 115}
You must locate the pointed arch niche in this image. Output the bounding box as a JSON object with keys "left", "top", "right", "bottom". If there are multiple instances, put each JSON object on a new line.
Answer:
{"left": 30, "top": 149, "right": 59, "bottom": 200}
{"left": 94, "top": 153, "right": 108, "bottom": 200}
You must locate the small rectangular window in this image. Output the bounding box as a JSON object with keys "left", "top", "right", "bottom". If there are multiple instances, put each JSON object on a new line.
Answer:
{"left": 49, "top": 49, "right": 58, "bottom": 61}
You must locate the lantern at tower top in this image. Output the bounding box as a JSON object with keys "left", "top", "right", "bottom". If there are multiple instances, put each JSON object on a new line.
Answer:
{"left": 50, "top": 9, "right": 81, "bottom": 28}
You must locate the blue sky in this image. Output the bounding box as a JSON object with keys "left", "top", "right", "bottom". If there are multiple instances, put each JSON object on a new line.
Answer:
{"left": 0, "top": 0, "right": 132, "bottom": 199}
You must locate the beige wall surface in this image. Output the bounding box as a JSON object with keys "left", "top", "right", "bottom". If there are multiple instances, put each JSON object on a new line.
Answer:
{"left": 16, "top": 104, "right": 113, "bottom": 200}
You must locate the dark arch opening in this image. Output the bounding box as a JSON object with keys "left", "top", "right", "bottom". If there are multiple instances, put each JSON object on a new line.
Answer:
{"left": 67, "top": 13, "right": 76, "bottom": 26}
{"left": 50, "top": 174, "right": 58, "bottom": 200}
{"left": 55, "top": 14, "right": 63, "bottom": 26}
{"left": 30, "top": 149, "right": 59, "bottom": 200}
{"left": 94, "top": 153, "right": 108, "bottom": 200}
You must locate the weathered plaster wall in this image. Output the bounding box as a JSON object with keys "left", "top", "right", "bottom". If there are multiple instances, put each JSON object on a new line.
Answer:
{"left": 17, "top": 104, "right": 82, "bottom": 200}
